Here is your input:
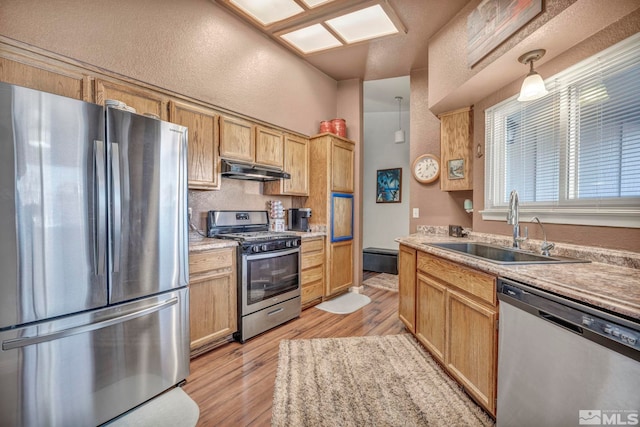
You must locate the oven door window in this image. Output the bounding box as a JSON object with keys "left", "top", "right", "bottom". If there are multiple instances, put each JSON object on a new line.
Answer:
{"left": 246, "top": 251, "right": 299, "bottom": 305}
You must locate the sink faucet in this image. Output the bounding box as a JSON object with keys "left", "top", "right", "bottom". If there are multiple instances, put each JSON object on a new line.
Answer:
{"left": 531, "top": 216, "right": 555, "bottom": 256}
{"left": 506, "top": 190, "right": 527, "bottom": 248}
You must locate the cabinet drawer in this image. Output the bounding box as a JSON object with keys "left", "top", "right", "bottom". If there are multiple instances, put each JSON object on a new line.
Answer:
{"left": 189, "top": 249, "right": 234, "bottom": 276}
{"left": 302, "top": 238, "right": 324, "bottom": 253}
{"left": 302, "top": 265, "right": 323, "bottom": 285}
{"left": 417, "top": 252, "right": 496, "bottom": 306}
{"left": 302, "top": 252, "right": 324, "bottom": 270}
{"left": 302, "top": 280, "right": 323, "bottom": 303}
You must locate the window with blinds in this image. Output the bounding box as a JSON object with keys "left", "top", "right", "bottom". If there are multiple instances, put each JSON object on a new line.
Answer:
{"left": 484, "top": 33, "right": 640, "bottom": 228}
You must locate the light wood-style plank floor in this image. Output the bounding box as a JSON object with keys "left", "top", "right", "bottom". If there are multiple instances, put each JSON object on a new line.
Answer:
{"left": 183, "top": 283, "right": 404, "bottom": 426}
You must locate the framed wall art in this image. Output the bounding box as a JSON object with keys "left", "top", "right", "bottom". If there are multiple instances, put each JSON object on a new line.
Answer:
{"left": 448, "top": 159, "right": 465, "bottom": 180}
{"left": 376, "top": 168, "right": 402, "bottom": 203}
{"left": 467, "top": 0, "right": 543, "bottom": 66}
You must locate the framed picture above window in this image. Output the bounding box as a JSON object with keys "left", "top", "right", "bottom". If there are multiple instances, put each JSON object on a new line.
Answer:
{"left": 376, "top": 168, "right": 402, "bottom": 203}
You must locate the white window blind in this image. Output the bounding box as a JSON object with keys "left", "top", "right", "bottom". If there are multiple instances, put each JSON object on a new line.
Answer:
{"left": 484, "top": 33, "right": 640, "bottom": 228}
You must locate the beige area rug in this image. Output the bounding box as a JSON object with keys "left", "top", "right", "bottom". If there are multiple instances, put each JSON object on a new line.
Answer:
{"left": 363, "top": 273, "right": 398, "bottom": 292}
{"left": 272, "top": 334, "right": 494, "bottom": 427}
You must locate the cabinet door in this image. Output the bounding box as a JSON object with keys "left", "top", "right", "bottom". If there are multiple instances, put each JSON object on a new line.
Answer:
{"left": 440, "top": 107, "right": 473, "bottom": 191}
{"left": 331, "top": 193, "right": 353, "bottom": 242}
{"left": 188, "top": 248, "right": 237, "bottom": 356}
{"left": 219, "top": 115, "right": 255, "bottom": 163}
{"left": 331, "top": 139, "right": 355, "bottom": 193}
{"left": 255, "top": 126, "right": 284, "bottom": 169}
{"left": 189, "top": 271, "right": 237, "bottom": 352}
{"left": 95, "top": 79, "right": 165, "bottom": 118}
{"left": 169, "top": 101, "right": 220, "bottom": 190}
{"left": 328, "top": 240, "right": 353, "bottom": 296}
{"left": 0, "top": 56, "right": 88, "bottom": 100}
{"left": 416, "top": 273, "right": 446, "bottom": 363}
{"left": 398, "top": 245, "right": 417, "bottom": 332}
{"left": 283, "top": 134, "right": 309, "bottom": 195}
{"left": 446, "top": 289, "right": 497, "bottom": 415}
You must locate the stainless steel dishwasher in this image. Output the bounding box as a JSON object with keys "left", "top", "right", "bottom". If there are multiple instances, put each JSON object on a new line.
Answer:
{"left": 496, "top": 277, "right": 640, "bottom": 427}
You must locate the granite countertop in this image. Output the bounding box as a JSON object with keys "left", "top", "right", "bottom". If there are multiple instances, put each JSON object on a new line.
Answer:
{"left": 188, "top": 232, "right": 238, "bottom": 253}
{"left": 397, "top": 231, "right": 640, "bottom": 320}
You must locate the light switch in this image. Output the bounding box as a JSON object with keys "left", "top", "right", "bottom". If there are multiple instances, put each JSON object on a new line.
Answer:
{"left": 412, "top": 208, "right": 419, "bottom": 218}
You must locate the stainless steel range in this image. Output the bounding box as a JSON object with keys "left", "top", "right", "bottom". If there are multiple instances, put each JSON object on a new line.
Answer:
{"left": 207, "top": 210, "right": 301, "bottom": 342}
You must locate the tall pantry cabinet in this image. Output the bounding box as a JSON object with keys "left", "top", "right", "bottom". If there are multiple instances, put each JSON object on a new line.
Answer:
{"left": 307, "top": 134, "right": 355, "bottom": 298}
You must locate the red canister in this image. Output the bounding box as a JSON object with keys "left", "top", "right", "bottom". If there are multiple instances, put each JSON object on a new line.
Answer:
{"left": 319, "top": 120, "right": 332, "bottom": 134}
{"left": 331, "top": 118, "right": 346, "bottom": 137}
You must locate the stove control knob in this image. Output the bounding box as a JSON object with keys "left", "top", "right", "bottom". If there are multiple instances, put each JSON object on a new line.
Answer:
{"left": 252, "top": 245, "right": 260, "bottom": 253}
{"left": 292, "top": 240, "right": 298, "bottom": 247}
{"left": 261, "top": 244, "right": 268, "bottom": 252}
{"left": 286, "top": 240, "right": 292, "bottom": 247}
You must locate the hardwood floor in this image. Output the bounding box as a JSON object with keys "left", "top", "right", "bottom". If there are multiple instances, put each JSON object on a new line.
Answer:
{"left": 183, "top": 285, "right": 404, "bottom": 426}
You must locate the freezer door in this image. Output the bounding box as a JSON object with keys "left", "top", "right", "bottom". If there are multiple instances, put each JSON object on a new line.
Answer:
{"left": 107, "top": 108, "right": 189, "bottom": 303}
{"left": 0, "top": 82, "right": 107, "bottom": 329}
{"left": 0, "top": 288, "right": 190, "bottom": 427}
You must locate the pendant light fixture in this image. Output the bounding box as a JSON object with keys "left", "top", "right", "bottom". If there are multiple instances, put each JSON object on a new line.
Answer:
{"left": 517, "top": 49, "right": 549, "bottom": 102}
{"left": 394, "top": 96, "right": 405, "bottom": 144}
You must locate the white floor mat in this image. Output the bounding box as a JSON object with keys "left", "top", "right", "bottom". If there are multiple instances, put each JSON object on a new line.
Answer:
{"left": 315, "top": 292, "right": 371, "bottom": 314}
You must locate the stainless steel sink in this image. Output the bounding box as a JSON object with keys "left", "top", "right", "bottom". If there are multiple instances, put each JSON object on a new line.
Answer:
{"left": 426, "top": 242, "right": 590, "bottom": 265}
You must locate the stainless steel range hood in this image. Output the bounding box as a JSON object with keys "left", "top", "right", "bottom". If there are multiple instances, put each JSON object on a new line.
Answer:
{"left": 221, "top": 159, "right": 290, "bottom": 181}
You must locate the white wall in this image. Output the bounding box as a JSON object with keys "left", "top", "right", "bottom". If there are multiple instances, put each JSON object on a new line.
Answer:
{"left": 363, "top": 109, "right": 411, "bottom": 250}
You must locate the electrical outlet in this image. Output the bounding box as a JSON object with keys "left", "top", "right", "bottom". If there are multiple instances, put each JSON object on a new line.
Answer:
{"left": 412, "top": 208, "right": 419, "bottom": 218}
{"left": 188, "top": 207, "right": 192, "bottom": 222}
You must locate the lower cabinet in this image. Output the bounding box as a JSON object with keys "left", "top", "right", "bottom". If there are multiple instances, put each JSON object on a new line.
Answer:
{"left": 301, "top": 237, "right": 325, "bottom": 308}
{"left": 412, "top": 250, "right": 498, "bottom": 416}
{"left": 398, "top": 244, "right": 417, "bottom": 332}
{"left": 188, "top": 247, "right": 237, "bottom": 357}
{"left": 328, "top": 240, "right": 353, "bottom": 296}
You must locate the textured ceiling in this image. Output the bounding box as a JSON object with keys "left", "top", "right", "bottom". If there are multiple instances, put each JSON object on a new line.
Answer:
{"left": 216, "top": 0, "right": 471, "bottom": 112}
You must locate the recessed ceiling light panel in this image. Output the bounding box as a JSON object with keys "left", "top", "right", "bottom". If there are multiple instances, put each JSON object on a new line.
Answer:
{"left": 325, "top": 4, "right": 398, "bottom": 44}
{"left": 280, "top": 24, "right": 343, "bottom": 54}
{"left": 300, "top": 0, "right": 334, "bottom": 7}
{"left": 230, "top": 0, "right": 304, "bottom": 25}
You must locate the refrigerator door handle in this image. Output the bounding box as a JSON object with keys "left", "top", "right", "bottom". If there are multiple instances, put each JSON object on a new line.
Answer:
{"left": 2, "top": 296, "right": 178, "bottom": 351}
{"left": 94, "top": 140, "right": 107, "bottom": 275}
{"left": 111, "top": 142, "right": 122, "bottom": 273}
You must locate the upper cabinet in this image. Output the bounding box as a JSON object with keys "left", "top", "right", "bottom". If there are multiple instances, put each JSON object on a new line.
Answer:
{"left": 169, "top": 100, "right": 220, "bottom": 190}
{"left": 263, "top": 133, "right": 309, "bottom": 196}
{"left": 255, "top": 126, "right": 284, "bottom": 169}
{"left": 440, "top": 107, "right": 473, "bottom": 191}
{"left": 0, "top": 55, "right": 89, "bottom": 100}
{"left": 219, "top": 115, "right": 255, "bottom": 163}
{"left": 219, "top": 117, "right": 285, "bottom": 171}
{"left": 330, "top": 137, "right": 355, "bottom": 193}
{"left": 95, "top": 79, "right": 166, "bottom": 119}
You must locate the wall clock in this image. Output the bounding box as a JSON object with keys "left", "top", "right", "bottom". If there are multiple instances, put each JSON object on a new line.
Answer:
{"left": 412, "top": 154, "right": 440, "bottom": 184}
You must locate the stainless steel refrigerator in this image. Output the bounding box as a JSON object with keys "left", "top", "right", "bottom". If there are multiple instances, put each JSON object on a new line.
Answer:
{"left": 0, "top": 82, "right": 190, "bottom": 426}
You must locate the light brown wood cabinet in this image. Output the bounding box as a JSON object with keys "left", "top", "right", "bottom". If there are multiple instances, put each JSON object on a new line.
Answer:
{"left": 219, "top": 115, "right": 255, "bottom": 163}
{"left": 95, "top": 78, "right": 166, "bottom": 119}
{"left": 411, "top": 250, "right": 498, "bottom": 416}
{"left": 219, "top": 117, "right": 286, "bottom": 170}
{"left": 188, "top": 248, "right": 237, "bottom": 357}
{"left": 440, "top": 107, "right": 473, "bottom": 191}
{"left": 255, "top": 125, "right": 284, "bottom": 169}
{"left": 398, "top": 244, "right": 417, "bottom": 332}
{"left": 301, "top": 237, "right": 324, "bottom": 307}
{"left": 0, "top": 55, "right": 89, "bottom": 100}
{"left": 169, "top": 100, "right": 220, "bottom": 190}
{"left": 263, "top": 133, "right": 309, "bottom": 196}
{"left": 307, "top": 134, "right": 355, "bottom": 297}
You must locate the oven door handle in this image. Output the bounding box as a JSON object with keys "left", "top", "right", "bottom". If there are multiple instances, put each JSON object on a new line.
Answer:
{"left": 243, "top": 246, "right": 300, "bottom": 261}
